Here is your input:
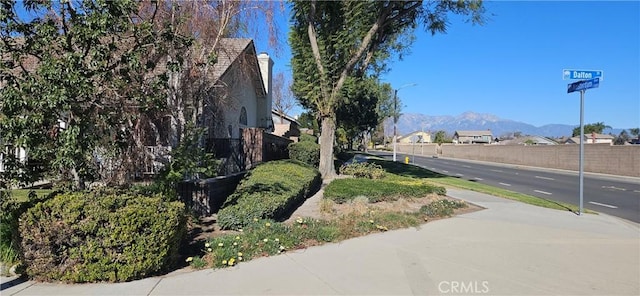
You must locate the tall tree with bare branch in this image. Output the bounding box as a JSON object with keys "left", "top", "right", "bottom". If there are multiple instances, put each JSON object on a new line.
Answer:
{"left": 290, "top": 0, "right": 486, "bottom": 178}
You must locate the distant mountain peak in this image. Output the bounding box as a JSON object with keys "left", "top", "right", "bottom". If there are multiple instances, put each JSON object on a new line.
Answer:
{"left": 386, "top": 112, "right": 574, "bottom": 138}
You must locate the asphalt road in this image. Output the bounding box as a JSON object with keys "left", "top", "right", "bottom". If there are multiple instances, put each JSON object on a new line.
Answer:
{"left": 371, "top": 151, "right": 640, "bottom": 223}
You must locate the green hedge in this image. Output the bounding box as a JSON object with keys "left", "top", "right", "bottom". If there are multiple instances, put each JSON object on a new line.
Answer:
{"left": 324, "top": 177, "right": 447, "bottom": 203}
{"left": 19, "top": 190, "right": 186, "bottom": 283}
{"left": 288, "top": 140, "right": 320, "bottom": 167}
{"left": 217, "top": 160, "right": 321, "bottom": 230}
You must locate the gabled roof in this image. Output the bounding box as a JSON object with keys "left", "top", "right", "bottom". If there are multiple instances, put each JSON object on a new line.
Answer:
{"left": 272, "top": 109, "right": 300, "bottom": 125}
{"left": 212, "top": 38, "right": 266, "bottom": 97}
{"left": 398, "top": 131, "right": 430, "bottom": 141}
{"left": 454, "top": 130, "right": 493, "bottom": 137}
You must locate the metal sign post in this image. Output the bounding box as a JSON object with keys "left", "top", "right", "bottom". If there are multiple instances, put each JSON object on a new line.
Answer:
{"left": 567, "top": 76, "right": 600, "bottom": 215}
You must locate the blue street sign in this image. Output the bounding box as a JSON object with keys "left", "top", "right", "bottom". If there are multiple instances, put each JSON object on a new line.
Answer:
{"left": 567, "top": 77, "right": 599, "bottom": 93}
{"left": 563, "top": 69, "right": 603, "bottom": 80}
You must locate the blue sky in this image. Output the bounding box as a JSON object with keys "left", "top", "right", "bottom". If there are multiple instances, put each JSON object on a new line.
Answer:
{"left": 263, "top": 1, "right": 639, "bottom": 129}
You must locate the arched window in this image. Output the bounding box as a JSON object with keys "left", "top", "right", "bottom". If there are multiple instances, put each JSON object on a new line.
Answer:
{"left": 239, "top": 107, "right": 247, "bottom": 126}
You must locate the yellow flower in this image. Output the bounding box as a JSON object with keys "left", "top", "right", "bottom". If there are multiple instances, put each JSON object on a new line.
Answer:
{"left": 263, "top": 238, "right": 268, "bottom": 242}
{"left": 222, "top": 260, "right": 227, "bottom": 265}
{"left": 279, "top": 245, "right": 285, "bottom": 251}
{"left": 296, "top": 217, "right": 304, "bottom": 224}
{"left": 238, "top": 256, "right": 243, "bottom": 261}
{"left": 204, "top": 243, "right": 210, "bottom": 248}
{"left": 369, "top": 220, "right": 375, "bottom": 224}
{"left": 233, "top": 242, "right": 238, "bottom": 246}
{"left": 235, "top": 236, "right": 241, "bottom": 240}
{"left": 274, "top": 238, "right": 280, "bottom": 242}
{"left": 186, "top": 257, "right": 193, "bottom": 262}
{"left": 239, "top": 229, "right": 244, "bottom": 232}
{"left": 253, "top": 218, "right": 258, "bottom": 222}
{"left": 218, "top": 243, "right": 224, "bottom": 247}
{"left": 376, "top": 224, "right": 388, "bottom": 231}
{"left": 207, "top": 248, "right": 212, "bottom": 252}
{"left": 238, "top": 252, "right": 243, "bottom": 257}
{"left": 228, "top": 258, "right": 236, "bottom": 266}
{"left": 265, "top": 222, "right": 271, "bottom": 227}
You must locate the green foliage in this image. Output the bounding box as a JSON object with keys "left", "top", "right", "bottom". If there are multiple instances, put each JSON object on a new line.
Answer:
{"left": 572, "top": 122, "right": 612, "bottom": 137}
{"left": 339, "top": 162, "right": 386, "bottom": 179}
{"left": 156, "top": 125, "right": 220, "bottom": 200}
{"left": 0, "top": 1, "right": 176, "bottom": 188}
{"left": 434, "top": 130, "right": 450, "bottom": 144}
{"left": 297, "top": 112, "right": 320, "bottom": 135}
{"left": 288, "top": 140, "right": 320, "bottom": 167}
{"left": 0, "top": 190, "right": 20, "bottom": 265}
{"left": 18, "top": 190, "right": 186, "bottom": 283}
{"left": 299, "top": 133, "right": 318, "bottom": 143}
{"left": 217, "top": 160, "right": 321, "bottom": 230}
{"left": 420, "top": 199, "right": 467, "bottom": 218}
{"left": 323, "top": 175, "right": 446, "bottom": 204}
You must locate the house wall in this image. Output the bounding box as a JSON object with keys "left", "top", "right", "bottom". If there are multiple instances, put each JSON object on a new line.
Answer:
{"left": 220, "top": 67, "right": 260, "bottom": 139}
{"left": 394, "top": 143, "right": 639, "bottom": 177}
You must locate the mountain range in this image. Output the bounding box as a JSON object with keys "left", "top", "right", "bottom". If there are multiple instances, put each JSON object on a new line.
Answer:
{"left": 384, "top": 111, "right": 625, "bottom": 138}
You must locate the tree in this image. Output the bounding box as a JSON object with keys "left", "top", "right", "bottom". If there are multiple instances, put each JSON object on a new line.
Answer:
{"left": 289, "top": 0, "right": 485, "bottom": 178}
{"left": 272, "top": 72, "right": 297, "bottom": 124}
{"left": 0, "top": 0, "right": 284, "bottom": 188}
{"left": 613, "top": 130, "right": 629, "bottom": 145}
{"left": 335, "top": 77, "right": 392, "bottom": 151}
{"left": 629, "top": 128, "right": 640, "bottom": 140}
{"left": 434, "top": 130, "right": 448, "bottom": 144}
{"left": 1, "top": 0, "right": 171, "bottom": 188}
{"left": 572, "top": 122, "right": 611, "bottom": 137}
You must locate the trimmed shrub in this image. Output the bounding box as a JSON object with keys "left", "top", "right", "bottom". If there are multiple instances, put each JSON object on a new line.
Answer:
{"left": 339, "top": 162, "right": 385, "bottom": 179}
{"left": 288, "top": 141, "right": 320, "bottom": 167}
{"left": 324, "top": 177, "right": 447, "bottom": 204}
{"left": 298, "top": 133, "right": 318, "bottom": 143}
{"left": 217, "top": 160, "right": 321, "bottom": 230}
{"left": 19, "top": 190, "right": 186, "bottom": 283}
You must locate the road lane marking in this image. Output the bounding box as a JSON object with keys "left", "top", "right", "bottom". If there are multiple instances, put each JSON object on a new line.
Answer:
{"left": 462, "top": 165, "right": 471, "bottom": 168}
{"left": 455, "top": 173, "right": 464, "bottom": 176}
{"left": 534, "top": 190, "right": 552, "bottom": 195}
{"left": 442, "top": 170, "right": 449, "bottom": 173}
{"left": 588, "top": 201, "right": 618, "bottom": 209}
{"left": 634, "top": 190, "right": 640, "bottom": 193}
{"left": 491, "top": 169, "right": 504, "bottom": 173}
{"left": 601, "top": 186, "right": 626, "bottom": 191}
{"left": 535, "top": 176, "right": 555, "bottom": 180}
{"left": 474, "top": 177, "right": 484, "bottom": 181}
{"left": 499, "top": 182, "right": 511, "bottom": 187}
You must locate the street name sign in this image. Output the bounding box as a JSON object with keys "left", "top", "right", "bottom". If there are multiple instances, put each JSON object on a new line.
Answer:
{"left": 563, "top": 69, "right": 603, "bottom": 80}
{"left": 567, "top": 77, "right": 599, "bottom": 93}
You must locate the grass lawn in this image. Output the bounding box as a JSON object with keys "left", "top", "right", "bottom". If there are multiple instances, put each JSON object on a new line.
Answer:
{"left": 9, "top": 189, "right": 54, "bottom": 203}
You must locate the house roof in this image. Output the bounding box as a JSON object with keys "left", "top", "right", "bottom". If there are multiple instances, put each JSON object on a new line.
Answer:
{"left": 211, "top": 38, "right": 266, "bottom": 97}
{"left": 271, "top": 109, "right": 300, "bottom": 125}
{"left": 398, "top": 131, "right": 430, "bottom": 141}
{"left": 454, "top": 130, "right": 493, "bottom": 137}
{"left": 567, "top": 133, "right": 615, "bottom": 144}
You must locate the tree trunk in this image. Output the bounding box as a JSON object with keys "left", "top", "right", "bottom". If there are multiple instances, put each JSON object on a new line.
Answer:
{"left": 319, "top": 116, "right": 336, "bottom": 179}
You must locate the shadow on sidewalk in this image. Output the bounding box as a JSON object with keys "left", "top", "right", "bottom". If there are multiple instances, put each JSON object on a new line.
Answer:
{"left": 1, "top": 275, "right": 28, "bottom": 291}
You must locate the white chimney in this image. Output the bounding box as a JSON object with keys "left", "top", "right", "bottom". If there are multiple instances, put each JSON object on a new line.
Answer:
{"left": 257, "top": 52, "right": 273, "bottom": 129}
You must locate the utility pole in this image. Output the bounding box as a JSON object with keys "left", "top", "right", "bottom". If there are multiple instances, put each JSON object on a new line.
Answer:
{"left": 392, "top": 83, "right": 416, "bottom": 162}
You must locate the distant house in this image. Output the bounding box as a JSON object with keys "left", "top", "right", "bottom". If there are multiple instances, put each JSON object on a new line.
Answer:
{"left": 271, "top": 110, "right": 301, "bottom": 142}
{"left": 398, "top": 131, "right": 432, "bottom": 144}
{"left": 453, "top": 130, "right": 493, "bottom": 144}
{"left": 566, "top": 133, "right": 614, "bottom": 145}
{"left": 499, "top": 135, "right": 558, "bottom": 146}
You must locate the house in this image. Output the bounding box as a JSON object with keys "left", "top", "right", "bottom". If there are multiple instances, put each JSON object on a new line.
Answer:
{"left": 499, "top": 135, "right": 558, "bottom": 146}
{"left": 398, "top": 131, "right": 431, "bottom": 144}
{"left": 271, "top": 110, "right": 301, "bottom": 142}
{"left": 453, "top": 130, "right": 493, "bottom": 144}
{"left": 566, "top": 133, "right": 615, "bottom": 145}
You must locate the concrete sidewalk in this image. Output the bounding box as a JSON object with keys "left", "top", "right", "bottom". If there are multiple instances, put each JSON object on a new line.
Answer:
{"left": 2, "top": 189, "right": 639, "bottom": 295}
